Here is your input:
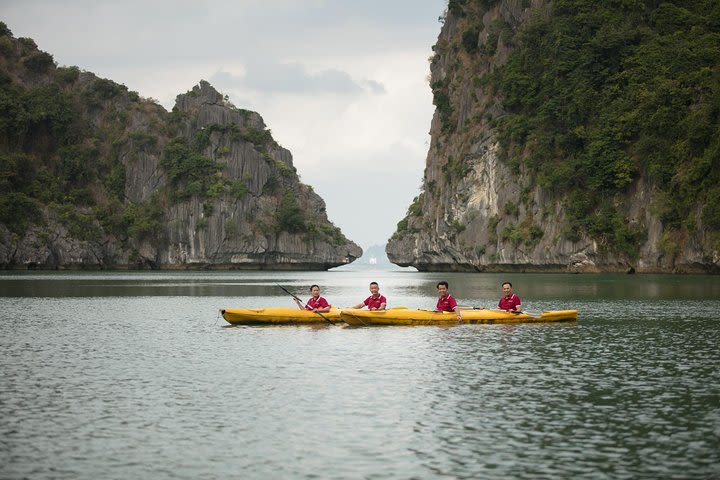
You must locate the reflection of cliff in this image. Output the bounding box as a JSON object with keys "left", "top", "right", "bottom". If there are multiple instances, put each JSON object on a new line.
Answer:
{"left": 387, "top": 1, "right": 719, "bottom": 273}
{"left": 0, "top": 26, "right": 360, "bottom": 270}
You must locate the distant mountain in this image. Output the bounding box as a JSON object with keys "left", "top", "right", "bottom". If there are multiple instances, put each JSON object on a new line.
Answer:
{"left": 332, "top": 243, "right": 416, "bottom": 271}
{"left": 354, "top": 244, "right": 393, "bottom": 266}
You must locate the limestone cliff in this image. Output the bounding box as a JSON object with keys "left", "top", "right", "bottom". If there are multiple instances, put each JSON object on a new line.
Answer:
{"left": 387, "top": 0, "right": 719, "bottom": 273}
{"left": 0, "top": 27, "right": 360, "bottom": 269}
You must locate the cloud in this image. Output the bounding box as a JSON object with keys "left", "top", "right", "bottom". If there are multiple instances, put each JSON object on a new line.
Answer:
{"left": 362, "top": 79, "right": 387, "bottom": 95}
{"left": 310, "top": 143, "right": 427, "bottom": 249}
{"left": 199, "top": 46, "right": 434, "bottom": 247}
{"left": 210, "top": 62, "right": 386, "bottom": 95}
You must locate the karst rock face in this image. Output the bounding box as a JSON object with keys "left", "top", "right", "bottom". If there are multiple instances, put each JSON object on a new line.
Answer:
{"left": 150, "top": 81, "right": 362, "bottom": 270}
{"left": 0, "top": 28, "right": 360, "bottom": 270}
{"left": 386, "top": 1, "right": 719, "bottom": 273}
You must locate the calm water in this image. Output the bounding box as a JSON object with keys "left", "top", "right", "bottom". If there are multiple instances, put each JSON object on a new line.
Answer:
{"left": 1, "top": 269, "right": 719, "bottom": 479}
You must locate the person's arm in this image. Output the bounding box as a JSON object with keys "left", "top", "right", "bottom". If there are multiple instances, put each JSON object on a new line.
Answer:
{"left": 350, "top": 297, "right": 368, "bottom": 309}
{"left": 370, "top": 296, "right": 387, "bottom": 311}
{"left": 514, "top": 295, "right": 522, "bottom": 312}
{"left": 450, "top": 297, "right": 461, "bottom": 320}
{"left": 294, "top": 297, "right": 305, "bottom": 310}
{"left": 315, "top": 298, "right": 331, "bottom": 313}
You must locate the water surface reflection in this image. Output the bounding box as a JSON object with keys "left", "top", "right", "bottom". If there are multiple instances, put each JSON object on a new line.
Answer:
{"left": 1, "top": 271, "right": 719, "bottom": 479}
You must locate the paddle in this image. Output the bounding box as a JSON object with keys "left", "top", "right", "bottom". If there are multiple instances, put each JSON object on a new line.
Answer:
{"left": 276, "top": 284, "right": 335, "bottom": 325}
{"left": 340, "top": 308, "right": 368, "bottom": 326}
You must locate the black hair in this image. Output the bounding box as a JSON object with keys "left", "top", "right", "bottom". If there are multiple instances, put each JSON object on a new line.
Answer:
{"left": 437, "top": 281, "right": 449, "bottom": 289}
{"left": 502, "top": 281, "right": 512, "bottom": 288}
{"left": 310, "top": 284, "right": 320, "bottom": 291}
{"left": 369, "top": 281, "right": 379, "bottom": 287}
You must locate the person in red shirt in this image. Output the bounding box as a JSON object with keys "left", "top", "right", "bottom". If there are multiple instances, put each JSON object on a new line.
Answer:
{"left": 349, "top": 281, "right": 387, "bottom": 310}
{"left": 436, "top": 281, "right": 461, "bottom": 321}
{"left": 294, "top": 284, "right": 331, "bottom": 313}
{"left": 498, "top": 281, "right": 522, "bottom": 312}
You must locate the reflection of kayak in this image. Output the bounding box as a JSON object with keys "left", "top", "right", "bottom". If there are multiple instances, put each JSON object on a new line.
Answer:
{"left": 340, "top": 308, "right": 578, "bottom": 326}
{"left": 221, "top": 307, "right": 342, "bottom": 325}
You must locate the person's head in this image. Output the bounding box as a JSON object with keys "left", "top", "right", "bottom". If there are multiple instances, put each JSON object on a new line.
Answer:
{"left": 502, "top": 282, "right": 513, "bottom": 296}
{"left": 369, "top": 281, "right": 379, "bottom": 295}
{"left": 310, "top": 284, "right": 320, "bottom": 297}
{"left": 437, "top": 281, "right": 449, "bottom": 296}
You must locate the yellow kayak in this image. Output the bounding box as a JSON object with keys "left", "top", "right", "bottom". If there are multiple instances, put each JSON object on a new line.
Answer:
{"left": 340, "top": 308, "right": 578, "bottom": 326}
{"left": 221, "top": 307, "right": 342, "bottom": 325}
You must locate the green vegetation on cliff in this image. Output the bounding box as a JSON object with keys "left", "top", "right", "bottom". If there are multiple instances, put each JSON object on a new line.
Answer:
{"left": 0, "top": 22, "right": 350, "bottom": 267}
{"left": 0, "top": 23, "right": 162, "bottom": 250}
{"left": 418, "top": 0, "right": 719, "bottom": 262}
{"left": 487, "top": 0, "right": 720, "bottom": 253}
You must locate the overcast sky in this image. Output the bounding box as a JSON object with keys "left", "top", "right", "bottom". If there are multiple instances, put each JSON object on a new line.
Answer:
{"left": 2, "top": 0, "right": 446, "bottom": 250}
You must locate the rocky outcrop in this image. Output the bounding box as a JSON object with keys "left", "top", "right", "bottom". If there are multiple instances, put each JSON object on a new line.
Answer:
{"left": 149, "top": 81, "right": 361, "bottom": 269}
{"left": 386, "top": 1, "right": 719, "bottom": 273}
{"left": 0, "top": 28, "right": 360, "bottom": 269}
